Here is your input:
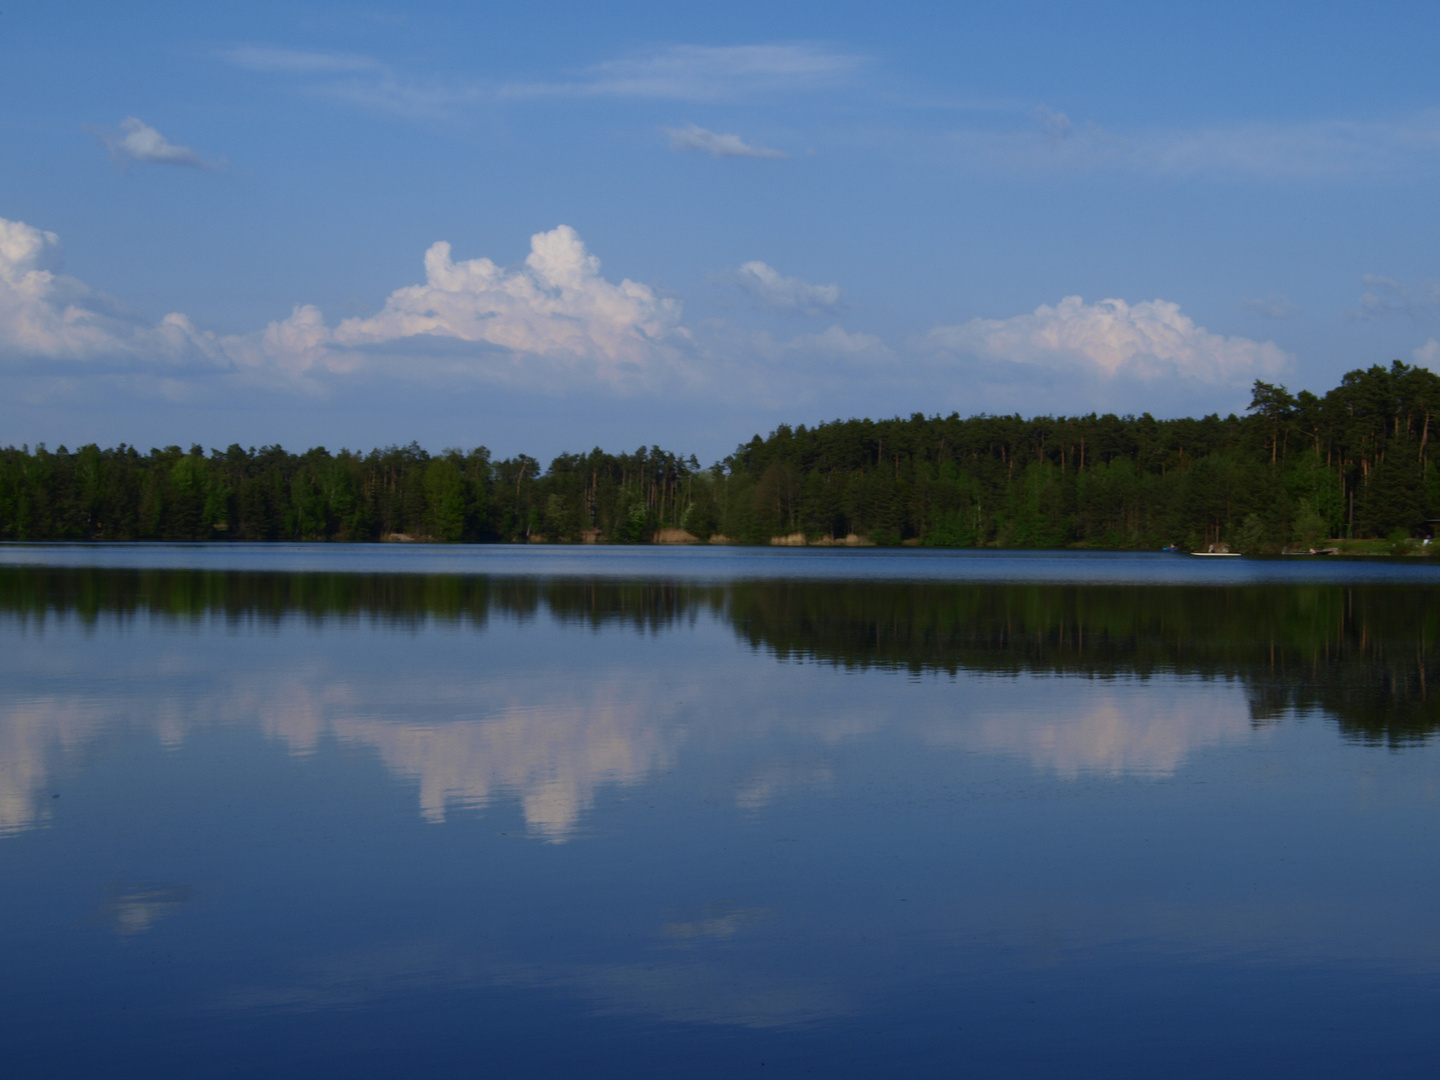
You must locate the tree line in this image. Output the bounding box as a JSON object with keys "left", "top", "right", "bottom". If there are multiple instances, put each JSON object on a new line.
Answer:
{"left": 3, "top": 360, "right": 1439, "bottom": 548}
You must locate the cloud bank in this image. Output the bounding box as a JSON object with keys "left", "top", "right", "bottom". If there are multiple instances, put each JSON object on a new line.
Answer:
{"left": 0, "top": 214, "right": 1287, "bottom": 419}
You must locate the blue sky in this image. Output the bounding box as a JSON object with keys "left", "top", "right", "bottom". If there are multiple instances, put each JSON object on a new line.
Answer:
{"left": 5, "top": 1, "right": 1440, "bottom": 462}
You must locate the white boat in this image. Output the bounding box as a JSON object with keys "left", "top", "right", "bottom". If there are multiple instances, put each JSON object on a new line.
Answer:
{"left": 1191, "top": 545, "right": 1242, "bottom": 556}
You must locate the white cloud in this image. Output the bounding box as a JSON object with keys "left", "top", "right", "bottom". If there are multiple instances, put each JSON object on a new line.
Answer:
{"left": 926, "top": 295, "right": 1291, "bottom": 388}
{"left": 317, "top": 79, "right": 484, "bottom": 119}
{"left": 223, "top": 41, "right": 863, "bottom": 119}
{"left": 89, "top": 117, "right": 216, "bottom": 169}
{"left": 0, "top": 218, "right": 60, "bottom": 278}
{"left": 0, "top": 217, "right": 217, "bottom": 367}
{"left": 1413, "top": 338, "right": 1440, "bottom": 367}
{"left": 780, "top": 325, "right": 892, "bottom": 365}
{"left": 1351, "top": 274, "right": 1440, "bottom": 321}
{"left": 0, "top": 216, "right": 683, "bottom": 392}
{"left": 0, "top": 215, "right": 1289, "bottom": 421}
{"left": 941, "top": 109, "right": 1440, "bottom": 181}
{"left": 1239, "top": 293, "right": 1300, "bottom": 318}
{"left": 734, "top": 261, "right": 841, "bottom": 312}
{"left": 1032, "top": 105, "right": 1073, "bottom": 144}
{"left": 232, "top": 224, "right": 687, "bottom": 389}
{"left": 666, "top": 125, "right": 785, "bottom": 160}
{"left": 508, "top": 43, "right": 866, "bottom": 102}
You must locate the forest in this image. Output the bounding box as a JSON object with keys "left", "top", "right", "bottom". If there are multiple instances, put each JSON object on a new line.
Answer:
{"left": 3, "top": 360, "right": 1440, "bottom": 550}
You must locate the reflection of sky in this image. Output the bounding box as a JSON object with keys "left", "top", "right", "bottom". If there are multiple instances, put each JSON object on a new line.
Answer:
{"left": 0, "top": 696, "right": 108, "bottom": 836}
{"left": 942, "top": 678, "right": 1261, "bottom": 779}
{"left": 215, "top": 941, "right": 854, "bottom": 1031}
{"left": 0, "top": 616, "right": 1274, "bottom": 843}
{"left": 5, "top": 543, "right": 1439, "bottom": 586}
{"left": 319, "top": 681, "right": 679, "bottom": 839}
{"left": 104, "top": 885, "right": 193, "bottom": 937}
{"left": 3, "top": 601, "right": 1440, "bottom": 1074}
{"left": 0, "top": 656, "right": 686, "bottom": 844}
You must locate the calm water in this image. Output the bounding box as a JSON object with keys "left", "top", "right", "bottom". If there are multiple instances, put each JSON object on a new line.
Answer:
{"left": 2, "top": 546, "right": 1438, "bottom": 1077}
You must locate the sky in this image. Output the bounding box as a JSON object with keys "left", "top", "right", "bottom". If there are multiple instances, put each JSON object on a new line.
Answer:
{"left": 5, "top": 1, "right": 1440, "bottom": 464}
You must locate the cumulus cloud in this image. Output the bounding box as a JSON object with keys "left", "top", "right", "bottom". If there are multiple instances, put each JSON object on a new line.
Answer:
{"left": 88, "top": 117, "right": 216, "bottom": 169}
{"left": 335, "top": 226, "right": 680, "bottom": 372}
{"left": 225, "top": 224, "right": 687, "bottom": 389}
{"left": 1239, "top": 293, "right": 1300, "bottom": 318}
{"left": 734, "top": 261, "right": 841, "bottom": 312}
{"left": 0, "top": 217, "right": 217, "bottom": 369}
{"left": 0, "top": 216, "right": 683, "bottom": 393}
{"left": 926, "top": 295, "right": 1291, "bottom": 389}
{"left": 0, "top": 214, "right": 1290, "bottom": 422}
{"left": 666, "top": 124, "right": 785, "bottom": 160}
{"left": 1351, "top": 274, "right": 1440, "bottom": 321}
{"left": 1413, "top": 339, "right": 1440, "bottom": 367}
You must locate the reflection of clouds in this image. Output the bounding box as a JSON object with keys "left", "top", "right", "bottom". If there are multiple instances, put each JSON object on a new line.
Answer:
{"left": 252, "top": 677, "right": 357, "bottom": 756}
{"left": 0, "top": 698, "right": 107, "bottom": 836}
{"left": 322, "top": 682, "right": 673, "bottom": 839}
{"left": 105, "top": 885, "right": 193, "bottom": 936}
{"left": 660, "top": 904, "right": 774, "bottom": 942}
{"left": 735, "top": 760, "right": 833, "bottom": 809}
{"left": 0, "top": 666, "right": 682, "bottom": 843}
{"left": 218, "top": 940, "right": 852, "bottom": 1030}
{"left": 524, "top": 960, "right": 852, "bottom": 1029}
{"left": 0, "top": 667, "right": 1262, "bottom": 846}
{"left": 0, "top": 627, "right": 1267, "bottom": 850}
{"left": 940, "top": 683, "right": 1256, "bottom": 778}
{"left": 246, "top": 671, "right": 680, "bottom": 840}
{"left": 238, "top": 666, "right": 686, "bottom": 839}
{"left": 215, "top": 941, "right": 481, "bottom": 1013}
{"left": 946, "top": 893, "right": 1440, "bottom": 976}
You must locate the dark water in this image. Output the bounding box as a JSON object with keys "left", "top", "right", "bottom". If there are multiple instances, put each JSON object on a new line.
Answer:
{"left": 2, "top": 546, "right": 1438, "bottom": 1077}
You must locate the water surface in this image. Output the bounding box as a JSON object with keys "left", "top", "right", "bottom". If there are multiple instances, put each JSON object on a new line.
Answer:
{"left": 2, "top": 548, "right": 1437, "bottom": 1077}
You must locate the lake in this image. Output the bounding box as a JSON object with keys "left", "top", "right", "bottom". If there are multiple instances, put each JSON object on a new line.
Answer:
{"left": 2, "top": 545, "right": 1438, "bottom": 1077}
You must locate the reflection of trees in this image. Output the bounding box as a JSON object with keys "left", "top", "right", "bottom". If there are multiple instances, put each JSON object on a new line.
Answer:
{"left": 0, "top": 567, "right": 710, "bottom": 634}
{"left": 722, "top": 582, "right": 1440, "bottom": 747}
{"left": 3, "top": 568, "right": 1436, "bottom": 746}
